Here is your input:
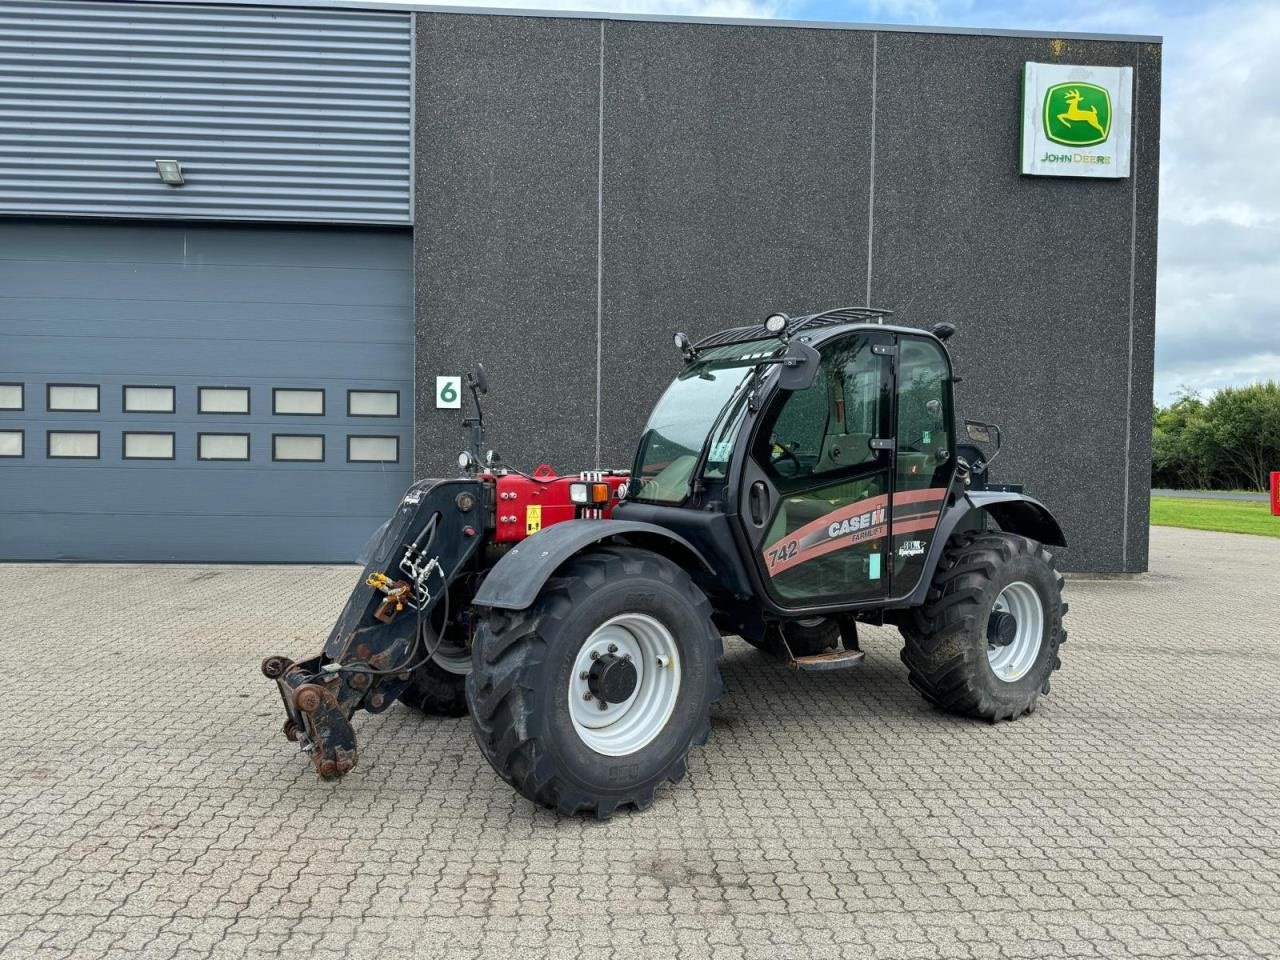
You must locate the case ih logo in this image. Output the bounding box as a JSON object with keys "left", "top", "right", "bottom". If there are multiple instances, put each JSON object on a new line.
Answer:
{"left": 826, "top": 506, "right": 887, "bottom": 543}
{"left": 1044, "top": 82, "right": 1112, "bottom": 147}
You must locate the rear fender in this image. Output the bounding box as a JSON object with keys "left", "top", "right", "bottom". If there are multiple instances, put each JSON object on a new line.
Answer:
{"left": 907, "top": 491, "right": 1066, "bottom": 606}
{"left": 472, "top": 519, "right": 715, "bottom": 611}
{"left": 970, "top": 491, "right": 1067, "bottom": 547}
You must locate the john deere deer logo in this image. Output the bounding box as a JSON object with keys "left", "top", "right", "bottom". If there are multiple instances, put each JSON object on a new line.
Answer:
{"left": 1043, "top": 82, "right": 1112, "bottom": 147}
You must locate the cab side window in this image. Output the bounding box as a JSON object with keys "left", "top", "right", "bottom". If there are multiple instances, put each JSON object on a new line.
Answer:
{"left": 767, "top": 364, "right": 829, "bottom": 474}
{"left": 763, "top": 336, "right": 885, "bottom": 482}
{"left": 895, "top": 338, "right": 952, "bottom": 493}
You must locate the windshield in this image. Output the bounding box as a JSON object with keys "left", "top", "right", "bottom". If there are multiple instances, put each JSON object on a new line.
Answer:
{"left": 631, "top": 338, "right": 782, "bottom": 503}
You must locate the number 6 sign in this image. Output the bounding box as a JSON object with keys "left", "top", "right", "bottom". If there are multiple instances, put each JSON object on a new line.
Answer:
{"left": 436, "top": 376, "right": 461, "bottom": 410}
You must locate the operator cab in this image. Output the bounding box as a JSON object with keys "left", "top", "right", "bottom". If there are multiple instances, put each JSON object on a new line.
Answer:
{"left": 619, "top": 307, "right": 956, "bottom": 615}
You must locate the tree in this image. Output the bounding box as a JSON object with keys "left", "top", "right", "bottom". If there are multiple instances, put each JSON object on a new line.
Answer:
{"left": 1203, "top": 382, "right": 1280, "bottom": 492}
{"left": 1150, "top": 382, "right": 1280, "bottom": 491}
{"left": 1151, "top": 392, "right": 1215, "bottom": 489}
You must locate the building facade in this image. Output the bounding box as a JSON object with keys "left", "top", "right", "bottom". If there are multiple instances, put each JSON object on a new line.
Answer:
{"left": 0, "top": 0, "right": 1161, "bottom": 572}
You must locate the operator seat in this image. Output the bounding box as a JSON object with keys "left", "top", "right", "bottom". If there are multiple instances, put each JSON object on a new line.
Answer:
{"left": 816, "top": 432, "right": 873, "bottom": 473}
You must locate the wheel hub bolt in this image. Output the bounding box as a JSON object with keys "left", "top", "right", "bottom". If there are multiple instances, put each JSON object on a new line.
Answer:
{"left": 608, "top": 643, "right": 618, "bottom": 653}
{"left": 583, "top": 691, "right": 594, "bottom": 701}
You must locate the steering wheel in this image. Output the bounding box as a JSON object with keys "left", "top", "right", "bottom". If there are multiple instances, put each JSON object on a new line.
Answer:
{"left": 770, "top": 443, "right": 802, "bottom": 477}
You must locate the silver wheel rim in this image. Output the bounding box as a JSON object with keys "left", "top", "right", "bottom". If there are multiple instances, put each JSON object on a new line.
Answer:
{"left": 428, "top": 627, "right": 471, "bottom": 675}
{"left": 568, "top": 613, "right": 682, "bottom": 757}
{"left": 987, "top": 581, "right": 1044, "bottom": 683}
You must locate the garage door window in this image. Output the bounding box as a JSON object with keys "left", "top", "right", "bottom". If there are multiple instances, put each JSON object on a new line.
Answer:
{"left": 199, "top": 387, "right": 250, "bottom": 415}
{"left": 273, "top": 434, "right": 324, "bottom": 462}
{"left": 123, "top": 386, "right": 175, "bottom": 414}
{"left": 0, "top": 383, "right": 22, "bottom": 410}
{"left": 199, "top": 433, "right": 250, "bottom": 461}
{"left": 123, "top": 432, "right": 175, "bottom": 460}
{"left": 347, "top": 435, "right": 398, "bottom": 463}
{"left": 48, "top": 384, "right": 99, "bottom": 412}
{"left": 348, "top": 390, "right": 399, "bottom": 417}
{"left": 0, "top": 430, "right": 22, "bottom": 457}
{"left": 273, "top": 388, "right": 325, "bottom": 416}
{"left": 48, "top": 431, "right": 99, "bottom": 458}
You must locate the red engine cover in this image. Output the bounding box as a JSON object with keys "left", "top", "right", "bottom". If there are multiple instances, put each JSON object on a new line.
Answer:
{"left": 486, "top": 465, "right": 629, "bottom": 543}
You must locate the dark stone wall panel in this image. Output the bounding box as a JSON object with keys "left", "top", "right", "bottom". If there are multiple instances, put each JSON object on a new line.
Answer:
{"left": 870, "top": 33, "right": 1153, "bottom": 572}
{"left": 598, "top": 22, "right": 874, "bottom": 469}
{"left": 1126, "top": 41, "right": 1163, "bottom": 573}
{"left": 414, "top": 14, "right": 600, "bottom": 477}
{"left": 412, "top": 17, "right": 1161, "bottom": 573}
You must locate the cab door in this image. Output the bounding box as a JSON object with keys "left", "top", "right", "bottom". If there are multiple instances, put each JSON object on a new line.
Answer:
{"left": 741, "top": 331, "right": 896, "bottom": 607}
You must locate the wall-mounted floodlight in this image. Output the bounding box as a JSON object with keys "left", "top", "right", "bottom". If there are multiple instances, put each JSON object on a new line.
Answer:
{"left": 154, "top": 159, "right": 184, "bottom": 186}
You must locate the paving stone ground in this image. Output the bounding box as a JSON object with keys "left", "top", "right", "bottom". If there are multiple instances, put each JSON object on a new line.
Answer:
{"left": 2, "top": 525, "right": 1278, "bottom": 960}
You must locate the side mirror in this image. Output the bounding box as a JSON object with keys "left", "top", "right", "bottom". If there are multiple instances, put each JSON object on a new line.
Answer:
{"left": 965, "top": 421, "right": 993, "bottom": 444}
{"left": 777, "top": 341, "right": 821, "bottom": 391}
{"left": 963, "top": 419, "right": 1003, "bottom": 468}
{"left": 468, "top": 363, "right": 488, "bottom": 395}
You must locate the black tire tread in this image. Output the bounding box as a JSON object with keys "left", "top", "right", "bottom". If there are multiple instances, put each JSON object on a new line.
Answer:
{"left": 467, "top": 547, "right": 722, "bottom": 818}
{"left": 899, "top": 531, "right": 1065, "bottom": 722}
{"left": 399, "top": 660, "right": 469, "bottom": 717}
{"left": 780, "top": 618, "right": 841, "bottom": 657}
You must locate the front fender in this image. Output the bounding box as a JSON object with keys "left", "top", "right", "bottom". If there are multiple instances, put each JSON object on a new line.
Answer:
{"left": 472, "top": 519, "right": 715, "bottom": 611}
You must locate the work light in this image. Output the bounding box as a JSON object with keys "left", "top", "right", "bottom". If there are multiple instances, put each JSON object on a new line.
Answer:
{"left": 569, "top": 482, "right": 611, "bottom": 506}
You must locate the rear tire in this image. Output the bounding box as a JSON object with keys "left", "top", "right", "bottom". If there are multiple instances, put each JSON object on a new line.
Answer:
{"left": 467, "top": 546, "right": 723, "bottom": 818}
{"left": 780, "top": 617, "right": 841, "bottom": 656}
{"left": 899, "top": 531, "right": 1066, "bottom": 722}
{"left": 398, "top": 626, "right": 470, "bottom": 717}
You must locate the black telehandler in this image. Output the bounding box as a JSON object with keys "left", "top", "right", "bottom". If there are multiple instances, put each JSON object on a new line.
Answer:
{"left": 265, "top": 307, "right": 1067, "bottom": 817}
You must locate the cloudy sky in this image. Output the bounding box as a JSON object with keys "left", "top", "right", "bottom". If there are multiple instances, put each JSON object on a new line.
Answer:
{"left": 382, "top": 0, "right": 1277, "bottom": 402}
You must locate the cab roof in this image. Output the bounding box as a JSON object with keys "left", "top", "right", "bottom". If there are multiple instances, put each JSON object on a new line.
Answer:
{"left": 693, "top": 306, "right": 944, "bottom": 353}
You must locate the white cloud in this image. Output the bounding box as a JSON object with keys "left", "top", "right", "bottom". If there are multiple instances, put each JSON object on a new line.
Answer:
{"left": 1146, "top": 2, "right": 1280, "bottom": 400}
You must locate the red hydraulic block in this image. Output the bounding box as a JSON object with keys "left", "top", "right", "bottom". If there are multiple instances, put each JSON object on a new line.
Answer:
{"left": 1271, "top": 471, "right": 1280, "bottom": 517}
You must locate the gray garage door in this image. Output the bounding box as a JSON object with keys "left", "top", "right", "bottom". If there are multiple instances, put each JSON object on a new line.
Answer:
{"left": 0, "top": 219, "right": 413, "bottom": 562}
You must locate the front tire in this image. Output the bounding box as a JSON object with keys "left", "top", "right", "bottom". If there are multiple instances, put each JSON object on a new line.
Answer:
{"left": 899, "top": 532, "right": 1066, "bottom": 722}
{"left": 466, "top": 546, "right": 723, "bottom": 818}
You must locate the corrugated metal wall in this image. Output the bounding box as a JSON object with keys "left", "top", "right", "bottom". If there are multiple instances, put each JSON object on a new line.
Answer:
{"left": 0, "top": 0, "right": 412, "bottom": 224}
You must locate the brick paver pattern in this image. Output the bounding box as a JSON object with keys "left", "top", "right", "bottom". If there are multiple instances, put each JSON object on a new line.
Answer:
{"left": 1, "top": 526, "right": 1278, "bottom": 959}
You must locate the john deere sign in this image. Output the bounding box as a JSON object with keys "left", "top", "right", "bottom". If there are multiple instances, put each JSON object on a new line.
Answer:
{"left": 1022, "top": 63, "right": 1132, "bottom": 178}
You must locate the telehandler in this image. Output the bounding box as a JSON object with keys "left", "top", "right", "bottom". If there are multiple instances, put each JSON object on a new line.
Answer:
{"left": 264, "top": 307, "right": 1067, "bottom": 817}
